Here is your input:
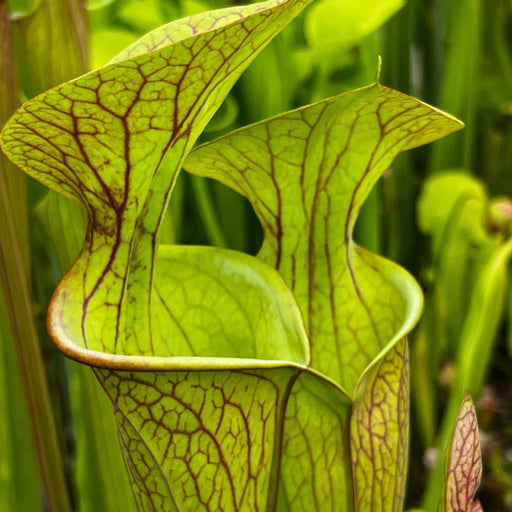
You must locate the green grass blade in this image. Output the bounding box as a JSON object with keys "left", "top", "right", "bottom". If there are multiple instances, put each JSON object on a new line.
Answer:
{"left": 428, "top": 0, "right": 483, "bottom": 172}
{"left": 1, "top": 4, "right": 71, "bottom": 509}
{"left": 424, "top": 238, "right": 512, "bottom": 510}
{"left": 0, "top": 159, "right": 72, "bottom": 512}
{"left": 189, "top": 175, "right": 229, "bottom": 248}
{"left": 0, "top": 293, "right": 42, "bottom": 512}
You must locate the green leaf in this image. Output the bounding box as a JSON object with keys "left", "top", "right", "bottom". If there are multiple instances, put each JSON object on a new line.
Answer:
{"left": 0, "top": 293, "right": 42, "bottom": 512}
{"left": 7, "top": 0, "right": 41, "bottom": 18}
{"left": 351, "top": 338, "right": 409, "bottom": 512}
{"left": 456, "top": 236, "right": 512, "bottom": 406}
{"left": 181, "top": 76, "right": 460, "bottom": 510}
{"left": 437, "top": 391, "right": 483, "bottom": 512}
{"left": 300, "top": 0, "right": 406, "bottom": 103}
{"left": 117, "top": 0, "right": 166, "bottom": 34}
{"left": 89, "top": 29, "right": 139, "bottom": 70}
{"left": 185, "top": 80, "right": 463, "bottom": 394}
{"left": 153, "top": 245, "right": 309, "bottom": 361}
{"left": 1, "top": 0, "right": 314, "bottom": 360}
{"left": 413, "top": 171, "right": 502, "bottom": 451}
{"left": 413, "top": 172, "right": 490, "bottom": 447}
{"left": 1, "top": 3, "right": 466, "bottom": 509}
{"left": 95, "top": 359, "right": 354, "bottom": 511}
{"left": 97, "top": 366, "right": 343, "bottom": 511}
{"left": 419, "top": 172, "right": 490, "bottom": 351}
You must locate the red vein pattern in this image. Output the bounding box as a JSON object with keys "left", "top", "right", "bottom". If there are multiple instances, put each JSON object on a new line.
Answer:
{"left": 350, "top": 339, "right": 409, "bottom": 512}
{"left": 185, "top": 84, "right": 462, "bottom": 394}
{"left": 96, "top": 367, "right": 299, "bottom": 512}
{"left": 0, "top": 3, "right": 466, "bottom": 510}
{"left": 440, "top": 391, "right": 483, "bottom": 512}
{"left": 153, "top": 246, "right": 309, "bottom": 362}
{"left": 96, "top": 365, "right": 355, "bottom": 511}
{"left": 0, "top": 0, "right": 313, "bottom": 358}
{"left": 279, "top": 371, "right": 353, "bottom": 510}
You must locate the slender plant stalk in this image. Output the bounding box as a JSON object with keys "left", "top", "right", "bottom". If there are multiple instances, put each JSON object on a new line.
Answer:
{"left": 0, "top": 178, "right": 72, "bottom": 512}
{"left": 0, "top": 295, "right": 41, "bottom": 511}
{"left": 190, "top": 175, "right": 229, "bottom": 248}
{"left": 429, "top": 0, "right": 483, "bottom": 172}
{"left": 0, "top": 2, "right": 71, "bottom": 509}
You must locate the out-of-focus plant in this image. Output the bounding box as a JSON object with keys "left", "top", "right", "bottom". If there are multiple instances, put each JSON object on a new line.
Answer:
{"left": 413, "top": 171, "right": 512, "bottom": 510}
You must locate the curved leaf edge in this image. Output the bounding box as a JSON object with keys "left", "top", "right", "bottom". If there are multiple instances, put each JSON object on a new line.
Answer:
{"left": 352, "top": 244, "right": 423, "bottom": 399}
{"left": 0, "top": 0, "right": 312, "bottom": 205}
{"left": 46, "top": 243, "right": 315, "bottom": 370}
{"left": 186, "top": 80, "right": 464, "bottom": 159}
{"left": 107, "top": 0, "right": 295, "bottom": 65}
{"left": 41, "top": 80, "right": 430, "bottom": 400}
{"left": 46, "top": 242, "right": 420, "bottom": 410}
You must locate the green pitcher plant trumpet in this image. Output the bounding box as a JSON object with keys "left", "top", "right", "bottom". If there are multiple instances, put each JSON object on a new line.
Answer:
{"left": 0, "top": 1, "right": 484, "bottom": 510}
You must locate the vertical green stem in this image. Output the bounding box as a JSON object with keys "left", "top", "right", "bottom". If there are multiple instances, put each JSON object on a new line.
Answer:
{"left": 378, "top": 1, "right": 417, "bottom": 269}
{"left": 0, "top": 176, "right": 72, "bottom": 512}
{"left": 429, "top": 0, "right": 483, "bottom": 172}
{"left": 191, "top": 175, "right": 229, "bottom": 248}
{"left": 0, "top": 3, "right": 71, "bottom": 510}
{"left": 0, "top": 294, "right": 42, "bottom": 511}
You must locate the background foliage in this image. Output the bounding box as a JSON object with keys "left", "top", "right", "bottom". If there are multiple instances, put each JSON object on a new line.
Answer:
{"left": 1, "top": 0, "right": 511, "bottom": 510}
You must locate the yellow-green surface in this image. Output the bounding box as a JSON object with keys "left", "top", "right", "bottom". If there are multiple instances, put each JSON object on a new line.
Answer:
{"left": 0, "top": 2, "right": 469, "bottom": 511}
{"left": 186, "top": 82, "right": 460, "bottom": 394}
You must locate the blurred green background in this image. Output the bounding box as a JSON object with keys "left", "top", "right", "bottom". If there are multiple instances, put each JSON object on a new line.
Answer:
{"left": 1, "top": 0, "right": 511, "bottom": 510}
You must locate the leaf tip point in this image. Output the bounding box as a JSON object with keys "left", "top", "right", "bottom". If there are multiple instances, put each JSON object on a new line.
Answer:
{"left": 375, "top": 55, "right": 383, "bottom": 85}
